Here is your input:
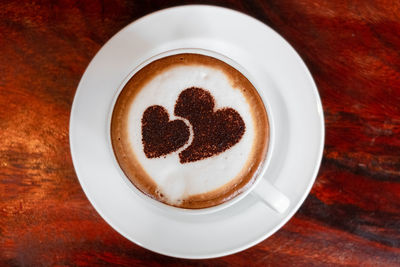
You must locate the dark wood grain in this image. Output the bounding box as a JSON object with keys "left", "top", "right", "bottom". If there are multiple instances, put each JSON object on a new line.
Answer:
{"left": 1, "top": 0, "right": 399, "bottom": 266}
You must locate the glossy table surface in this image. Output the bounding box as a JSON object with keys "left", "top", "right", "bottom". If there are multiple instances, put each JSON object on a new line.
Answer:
{"left": 1, "top": 0, "right": 399, "bottom": 266}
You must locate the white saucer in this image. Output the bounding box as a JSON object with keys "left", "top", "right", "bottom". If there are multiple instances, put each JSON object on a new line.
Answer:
{"left": 70, "top": 5, "right": 324, "bottom": 259}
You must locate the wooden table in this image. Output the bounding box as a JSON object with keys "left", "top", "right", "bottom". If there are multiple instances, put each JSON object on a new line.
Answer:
{"left": 1, "top": 1, "right": 399, "bottom": 266}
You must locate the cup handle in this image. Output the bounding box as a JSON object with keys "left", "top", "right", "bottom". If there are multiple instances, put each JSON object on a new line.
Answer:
{"left": 252, "top": 178, "right": 290, "bottom": 213}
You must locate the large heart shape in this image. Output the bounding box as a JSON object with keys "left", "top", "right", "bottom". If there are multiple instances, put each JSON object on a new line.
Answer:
{"left": 142, "top": 105, "right": 190, "bottom": 158}
{"left": 175, "top": 87, "right": 245, "bottom": 163}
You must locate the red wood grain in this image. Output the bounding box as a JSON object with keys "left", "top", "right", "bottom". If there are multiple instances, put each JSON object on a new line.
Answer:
{"left": 1, "top": 0, "right": 399, "bottom": 266}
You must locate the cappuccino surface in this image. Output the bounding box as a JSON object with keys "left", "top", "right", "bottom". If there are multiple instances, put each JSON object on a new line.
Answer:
{"left": 111, "top": 53, "right": 269, "bottom": 208}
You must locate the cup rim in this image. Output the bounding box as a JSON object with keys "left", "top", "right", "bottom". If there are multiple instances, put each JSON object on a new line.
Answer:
{"left": 106, "top": 47, "right": 275, "bottom": 215}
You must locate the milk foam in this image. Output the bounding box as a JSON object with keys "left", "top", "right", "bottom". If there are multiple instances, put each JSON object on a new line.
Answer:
{"left": 127, "top": 65, "right": 255, "bottom": 204}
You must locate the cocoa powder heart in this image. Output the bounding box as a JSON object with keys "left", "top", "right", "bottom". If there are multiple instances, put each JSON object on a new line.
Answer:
{"left": 142, "top": 105, "right": 190, "bottom": 158}
{"left": 175, "top": 87, "right": 245, "bottom": 163}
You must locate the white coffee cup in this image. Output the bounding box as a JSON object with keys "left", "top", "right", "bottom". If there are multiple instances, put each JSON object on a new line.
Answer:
{"left": 109, "top": 48, "right": 290, "bottom": 215}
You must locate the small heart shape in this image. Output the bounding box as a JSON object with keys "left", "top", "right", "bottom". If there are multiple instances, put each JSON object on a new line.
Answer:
{"left": 142, "top": 105, "right": 190, "bottom": 158}
{"left": 175, "top": 87, "right": 245, "bottom": 163}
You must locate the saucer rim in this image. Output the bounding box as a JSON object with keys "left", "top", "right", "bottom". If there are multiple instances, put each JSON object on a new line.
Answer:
{"left": 69, "top": 5, "right": 325, "bottom": 259}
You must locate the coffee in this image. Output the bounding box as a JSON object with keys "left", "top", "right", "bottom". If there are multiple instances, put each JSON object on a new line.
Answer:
{"left": 111, "top": 53, "right": 269, "bottom": 209}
